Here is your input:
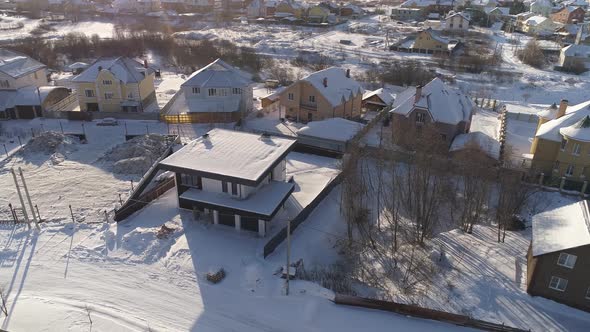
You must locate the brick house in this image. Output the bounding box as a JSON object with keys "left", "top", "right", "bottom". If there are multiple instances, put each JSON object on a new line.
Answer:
{"left": 551, "top": 6, "right": 586, "bottom": 24}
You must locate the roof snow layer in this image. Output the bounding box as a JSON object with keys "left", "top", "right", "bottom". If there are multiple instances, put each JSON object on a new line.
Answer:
{"left": 301, "top": 67, "right": 363, "bottom": 107}
{"left": 181, "top": 59, "right": 253, "bottom": 88}
{"left": 159, "top": 128, "right": 296, "bottom": 184}
{"left": 532, "top": 200, "right": 590, "bottom": 257}
{"left": 390, "top": 78, "right": 473, "bottom": 125}
{"left": 536, "top": 99, "right": 590, "bottom": 142}
{"left": 72, "top": 57, "right": 153, "bottom": 84}
{"left": 0, "top": 48, "right": 46, "bottom": 79}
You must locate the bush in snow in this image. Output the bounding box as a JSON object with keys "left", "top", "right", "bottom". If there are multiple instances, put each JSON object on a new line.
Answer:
{"left": 101, "top": 135, "right": 169, "bottom": 175}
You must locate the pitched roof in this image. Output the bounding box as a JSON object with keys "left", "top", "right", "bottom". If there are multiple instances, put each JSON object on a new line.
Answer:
{"left": 532, "top": 200, "right": 590, "bottom": 257}
{"left": 389, "top": 78, "right": 473, "bottom": 125}
{"left": 536, "top": 99, "right": 590, "bottom": 142}
{"left": 0, "top": 48, "right": 46, "bottom": 79}
{"left": 562, "top": 43, "right": 590, "bottom": 57}
{"left": 450, "top": 131, "right": 500, "bottom": 160}
{"left": 300, "top": 67, "right": 363, "bottom": 107}
{"left": 72, "top": 57, "right": 154, "bottom": 83}
{"left": 362, "top": 88, "right": 396, "bottom": 106}
{"left": 181, "top": 59, "right": 253, "bottom": 88}
{"left": 524, "top": 15, "right": 548, "bottom": 26}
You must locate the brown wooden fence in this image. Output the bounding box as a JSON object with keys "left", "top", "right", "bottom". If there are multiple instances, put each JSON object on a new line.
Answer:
{"left": 333, "top": 294, "right": 530, "bottom": 332}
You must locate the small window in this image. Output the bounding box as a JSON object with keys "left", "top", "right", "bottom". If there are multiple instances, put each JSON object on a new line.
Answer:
{"left": 220, "top": 89, "right": 228, "bottom": 96}
{"left": 309, "top": 95, "right": 316, "bottom": 103}
{"left": 288, "top": 93, "right": 294, "bottom": 101}
{"left": 440, "top": 134, "right": 447, "bottom": 141}
{"left": 192, "top": 87, "right": 200, "bottom": 94}
{"left": 573, "top": 143, "right": 581, "bottom": 156}
{"left": 416, "top": 112, "right": 425, "bottom": 123}
{"left": 103, "top": 80, "right": 113, "bottom": 85}
{"left": 221, "top": 181, "right": 228, "bottom": 193}
{"left": 85, "top": 89, "right": 95, "bottom": 97}
{"left": 232, "top": 88, "right": 242, "bottom": 94}
{"left": 549, "top": 276, "right": 568, "bottom": 292}
{"left": 557, "top": 252, "right": 577, "bottom": 269}
{"left": 208, "top": 88, "right": 217, "bottom": 96}
{"left": 561, "top": 138, "right": 567, "bottom": 151}
{"left": 0, "top": 80, "right": 8, "bottom": 88}
{"left": 104, "top": 92, "right": 114, "bottom": 100}
{"left": 231, "top": 182, "right": 238, "bottom": 196}
{"left": 566, "top": 164, "right": 575, "bottom": 177}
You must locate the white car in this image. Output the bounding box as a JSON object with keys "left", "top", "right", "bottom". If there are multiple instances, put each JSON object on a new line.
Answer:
{"left": 97, "top": 118, "right": 118, "bottom": 126}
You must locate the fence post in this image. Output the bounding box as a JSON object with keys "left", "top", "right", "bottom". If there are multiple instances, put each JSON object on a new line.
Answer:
{"left": 539, "top": 172, "right": 544, "bottom": 186}
{"left": 559, "top": 177, "right": 566, "bottom": 192}
{"left": 581, "top": 181, "right": 588, "bottom": 196}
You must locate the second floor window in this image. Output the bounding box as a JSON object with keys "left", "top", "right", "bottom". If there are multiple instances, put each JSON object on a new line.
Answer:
{"left": 103, "top": 80, "right": 112, "bottom": 85}
{"left": 208, "top": 88, "right": 217, "bottom": 96}
{"left": 561, "top": 138, "right": 567, "bottom": 150}
{"left": 573, "top": 143, "right": 581, "bottom": 155}
{"left": 104, "top": 92, "right": 114, "bottom": 100}
{"left": 85, "top": 89, "right": 95, "bottom": 97}
{"left": 231, "top": 182, "right": 238, "bottom": 196}
{"left": 557, "top": 252, "right": 577, "bottom": 269}
{"left": 232, "top": 88, "right": 242, "bottom": 94}
{"left": 416, "top": 112, "right": 425, "bottom": 123}
{"left": 192, "top": 87, "right": 200, "bottom": 94}
{"left": 221, "top": 181, "right": 228, "bottom": 193}
{"left": 566, "top": 164, "right": 575, "bottom": 176}
{"left": 309, "top": 95, "right": 316, "bottom": 103}
{"left": 0, "top": 80, "right": 9, "bottom": 88}
{"left": 549, "top": 276, "right": 568, "bottom": 292}
{"left": 288, "top": 93, "right": 294, "bottom": 101}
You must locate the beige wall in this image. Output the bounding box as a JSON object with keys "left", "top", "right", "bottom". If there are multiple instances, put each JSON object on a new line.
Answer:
{"left": 532, "top": 136, "right": 590, "bottom": 178}
{"left": 278, "top": 80, "right": 361, "bottom": 122}
{"left": 0, "top": 68, "right": 47, "bottom": 90}
{"left": 413, "top": 31, "right": 447, "bottom": 51}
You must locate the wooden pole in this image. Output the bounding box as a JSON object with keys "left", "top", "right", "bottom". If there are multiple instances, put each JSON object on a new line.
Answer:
{"left": 69, "top": 205, "right": 75, "bottom": 223}
{"left": 286, "top": 219, "right": 291, "bottom": 296}
{"left": 3, "top": 144, "right": 7, "bottom": 157}
{"left": 19, "top": 167, "right": 39, "bottom": 229}
{"left": 35, "top": 205, "right": 41, "bottom": 222}
{"left": 119, "top": 193, "right": 123, "bottom": 205}
{"left": 11, "top": 168, "right": 30, "bottom": 228}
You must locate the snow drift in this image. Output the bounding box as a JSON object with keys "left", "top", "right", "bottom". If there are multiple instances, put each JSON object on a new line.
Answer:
{"left": 19, "top": 131, "right": 78, "bottom": 164}
{"left": 101, "top": 134, "right": 169, "bottom": 175}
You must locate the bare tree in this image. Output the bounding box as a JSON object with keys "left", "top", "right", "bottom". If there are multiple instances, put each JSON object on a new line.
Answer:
{"left": 85, "top": 304, "right": 93, "bottom": 332}
{"left": 1, "top": 287, "right": 8, "bottom": 317}
{"left": 495, "top": 169, "right": 536, "bottom": 242}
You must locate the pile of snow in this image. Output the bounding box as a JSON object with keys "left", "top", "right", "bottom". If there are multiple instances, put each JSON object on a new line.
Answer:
{"left": 19, "top": 131, "right": 78, "bottom": 164}
{"left": 101, "top": 134, "right": 169, "bottom": 175}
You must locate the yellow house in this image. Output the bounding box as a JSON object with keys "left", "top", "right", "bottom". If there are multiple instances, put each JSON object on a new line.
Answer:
{"left": 530, "top": 99, "right": 590, "bottom": 178}
{"left": 72, "top": 57, "right": 156, "bottom": 113}
{"left": 413, "top": 28, "right": 450, "bottom": 52}
{"left": 275, "top": 0, "right": 304, "bottom": 18}
{"left": 307, "top": 5, "right": 330, "bottom": 23}
{"left": 262, "top": 67, "right": 363, "bottom": 123}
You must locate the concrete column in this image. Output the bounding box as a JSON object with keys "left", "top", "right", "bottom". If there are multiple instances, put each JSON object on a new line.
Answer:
{"left": 258, "top": 219, "right": 266, "bottom": 237}
{"left": 213, "top": 210, "right": 219, "bottom": 225}
{"left": 204, "top": 208, "right": 209, "bottom": 214}
{"left": 235, "top": 214, "right": 241, "bottom": 231}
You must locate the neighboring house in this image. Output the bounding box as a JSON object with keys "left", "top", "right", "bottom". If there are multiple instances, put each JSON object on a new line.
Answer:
{"left": 485, "top": 6, "right": 511, "bottom": 21}
{"left": 558, "top": 43, "right": 590, "bottom": 70}
{"left": 0, "top": 48, "right": 72, "bottom": 119}
{"left": 340, "top": 3, "right": 363, "bottom": 17}
{"left": 275, "top": 0, "right": 304, "bottom": 18}
{"left": 562, "top": 0, "right": 589, "bottom": 9}
{"left": 263, "top": 68, "right": 362, "bottom": 122}
{"left": 246, "top": 0, "right": 265, "bottom": 17}
{"left": 72, "top": 57, "right": 156, "bottom": 113}
{"left": 522, "top": 15, "right": 558, "bottom": 35}
{"left": 530, "top": 0, "right": 553, "bottom": 16}
{"left": 515, "top": 11, "right": 536, "bottom": 30}
{"left": 392, "top": 28, "right": 458, "bottom": 54}
{"left": 551, "top": 6, "right": 586, "bottom": 24}
{"left": 158, "top": 128, "right": 296, "bottom": 237}
{"left": 390, "top": 77, "right": 474, "bottom": 147}
{"left": 527, "top": 200, "right": 590, "bottom": 312}
{"left": 362, "top": 88, "right": 396, "bottom": 112}
{"left": 178, "top": 59, "right": 254, "bottom": 123}
{"left": 391, "top": 7, "right": 424, "bottom": 20}
{"left": 307, "top": 5, "right": 330, "bottom": 23}
{"left": 530, "top": 99, "right": 590, "bottom": 177}
{"left": 444, "top": 11, "right": 470, "bottom": 30}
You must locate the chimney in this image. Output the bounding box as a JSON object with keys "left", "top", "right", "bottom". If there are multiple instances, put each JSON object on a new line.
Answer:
{"left": 557, "top": 99, "right": 568, "bottom": 119}
{"left": 323, "top": 77, "right": 328, "bottom": 87}
{"left": 414, "top": 85, "right": 422, "bottom": 104}
{"left": 346, "top": 68, "right": 350, "bottom": 78}
{"left": 143, "top": 59, "right": 148, "bottom": 68}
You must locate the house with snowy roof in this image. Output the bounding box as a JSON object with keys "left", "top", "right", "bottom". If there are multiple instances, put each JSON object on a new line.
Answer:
{"left": 158, "top": 128, "right": 296, "bottom": 236}
{"left": 393, "top": 28, "right": 458, "bottom": 54}
{"left": 530, "top": 99, "right": 590, "bottom": 178}
{"left": 263, "top": 67, "right": 363, "bottom": 123}
{"left": 0, "top": 48, "right": 73, "bottom": 120}
{"left": 558, "top": 43, "right": 590, "bottom": 70}
{"left": 362, "top": 87, "right": 397, "bottom": 112}
{"left": 72, "top": 57, "right": 156, "bottom": 113}
{"left": 522, "top": 15, "right": 558, "bottom": 35}
{"left": 527, "top": 200, "right": 590, "bottom": 312}
{"left": 389, "top": 77, "right": 474, "bottom": 147}
{"left": 530, "top": 0, "right": 554, "bottom": 17}
{"left": 551, "top": 6, "right": 586, "bottom": 24}
{"left": 177, "top": 59, "right": 254, "bottom": 123}
{"left": 444, "top": 11, "right": 470, "bottom": 30}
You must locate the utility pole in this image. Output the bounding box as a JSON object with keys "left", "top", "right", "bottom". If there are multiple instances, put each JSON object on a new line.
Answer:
{"left": 19, "top": 167, "right": 39, "bottom": 229}
{"left": 286, "top": 220, "right": 291, "bottom": 296}
{"left": 11, "top": 168, "right": 31, "bottom": 229}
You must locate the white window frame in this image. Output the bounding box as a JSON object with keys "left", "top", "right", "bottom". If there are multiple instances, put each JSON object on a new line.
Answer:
{"left": 288, "top": 93, "right": 294, "bottom": 101}
{"left": 549, "top": 276, "right": 568, "bottom": 292}
{"left": 573, "top": 143, "right": 581, "bottom": 156}
{"left": 104, "top": 92, "right": 114, "bottom": 100}
{"left": 232, "top": 88, "right": 241, "bottom": 94}
{"left": 192, "top": 87, "right": 200, "bottom": 94}
{"left": 102, "top": 80, "right": 113, "bottom": 85}
{"left": 84, "top": 89, "right": 95, "bottom": 98}
{"left": 557, "top": 252, "right": 577, "bottom": 269}
{"left": 208, "top": 88, "right": 217, "bottom": 96}
{"left": 566, "top": 164, "right": 575, "bottom": 177}
{"left": 309, "top": 95, "right": 316, "bottom": 103}
{"left": 416, "top": 112, "right": 425, "bottom": 123}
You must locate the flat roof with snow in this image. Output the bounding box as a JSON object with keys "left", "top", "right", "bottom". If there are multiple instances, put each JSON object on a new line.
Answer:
{"left": 297, "top": 118, "right": 364, "bottom": 142}
{"left": 180, "top": 181, "right": 294, "bottom": 218}
{"left": 159, "top": 129, "right": 297, "bottom": 185}
{"left": 532, "top": 200, "right": 590, "bottom": 257}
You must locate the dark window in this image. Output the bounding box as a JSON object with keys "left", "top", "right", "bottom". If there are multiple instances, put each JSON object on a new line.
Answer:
{"left": 222, "top": 181, "right": 228, "bottom": 193}
{"left": 231, "top": 182, "right": 238, "bottom": 196}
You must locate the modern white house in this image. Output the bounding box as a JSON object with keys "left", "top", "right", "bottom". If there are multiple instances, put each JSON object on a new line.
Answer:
{"left": 444, "top": 11, "right": 470, "bottom": 30}
{"left": 179, "top": 59, "right": 254, "bottom": 123}
{"left": 158, "top": 128, "right": 297, "bottom": 236}
{"left": 559, "top": 43, "right": 590, "bottom": 70}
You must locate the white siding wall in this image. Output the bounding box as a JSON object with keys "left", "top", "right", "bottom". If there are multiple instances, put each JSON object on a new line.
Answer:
{"left": 272, "top": 159, "right": 287, "bottom": 182}
{"left": 202, "top": 177, "right": 223, "bottom": 193}
{"left": 183, "top": 84, "right": 254, "bottom": 114}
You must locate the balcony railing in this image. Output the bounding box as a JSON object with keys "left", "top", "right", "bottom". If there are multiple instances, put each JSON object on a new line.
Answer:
{"left": 300, "top": 102, "right": 317, "bottom": 110}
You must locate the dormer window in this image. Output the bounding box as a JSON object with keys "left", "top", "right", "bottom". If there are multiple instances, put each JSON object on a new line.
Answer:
{"left": 416, "top": 112, "right": 426, "bottom": 123}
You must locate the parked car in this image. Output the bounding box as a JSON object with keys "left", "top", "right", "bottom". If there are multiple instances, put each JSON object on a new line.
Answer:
{"left": 96, "top": 118, "right": 118, "bottom": 126}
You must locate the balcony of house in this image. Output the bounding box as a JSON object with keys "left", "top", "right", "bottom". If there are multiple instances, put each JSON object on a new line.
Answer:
{"left": 300, "top": 102, "right": 318, "bottom": 111}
